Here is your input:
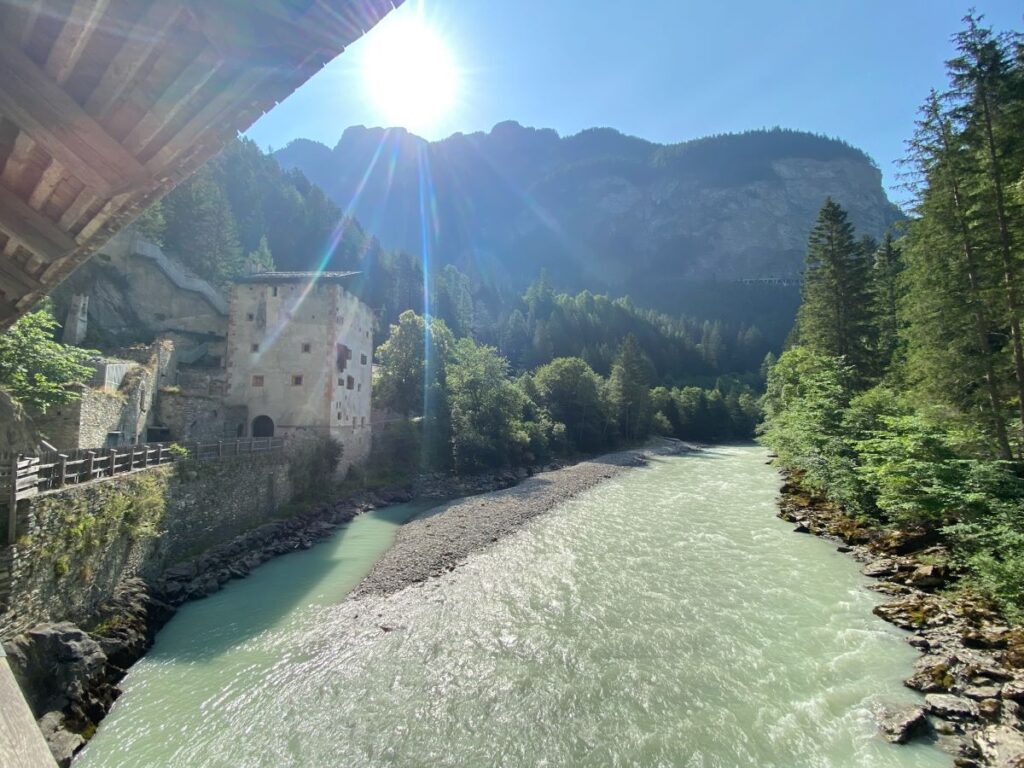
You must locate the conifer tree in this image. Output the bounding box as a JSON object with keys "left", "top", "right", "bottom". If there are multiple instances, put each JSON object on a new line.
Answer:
{"left": 608, "top": 334, "right": 654, "bottom": 441}
{"left": 903, "top": 90, "right": 1012, "bottom": 459}
{"left": 947, "top": 14, "right": 1024, "bottom": 444}
{"left": 795, "top": 198, "right": 873, "bottom": 380}
{"left": 869, "top": 232, "right": 902, "bottom": 373}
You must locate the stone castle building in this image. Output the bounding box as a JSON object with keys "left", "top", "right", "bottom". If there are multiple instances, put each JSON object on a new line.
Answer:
{"left": 23, "top": 238, "right": 377, "bottom": 478}
{"left": 224, "top": 272, "right": 374, "bottom": 472}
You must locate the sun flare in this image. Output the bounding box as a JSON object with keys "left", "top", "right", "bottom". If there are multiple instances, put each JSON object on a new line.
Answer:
{"left": 360, "top": 13, "right": 459, "bottom": 135}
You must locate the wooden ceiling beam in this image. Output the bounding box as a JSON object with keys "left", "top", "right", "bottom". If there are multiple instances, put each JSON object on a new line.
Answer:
{"left": 121, "top": 52, "right": 223, "bottom": 157}
{"left": 44, "top": 0, "right": 112, "bottom": 85}
{"left": 143, "top": 65, "right": 265, "bottom": 173}
{"left": 84, "top": 3, "right": 184, "bottom": 119}
{"left": 0, "top": 257, "right": 43, "bottom": 294}
{"left": 0, "top": 32, "right": 149, "bottom": 197}
{"left": 0, "top": 182, "right": 76, "bottom": 261}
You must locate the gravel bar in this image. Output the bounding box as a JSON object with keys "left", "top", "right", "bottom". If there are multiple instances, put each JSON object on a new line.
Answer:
{"left": 351, "top": 440, "right": 691, "bottom": 598}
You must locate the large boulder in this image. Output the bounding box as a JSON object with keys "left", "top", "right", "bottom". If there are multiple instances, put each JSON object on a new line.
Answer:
{"left": 879, "top": 706, "right": 927, "bottom": 743}
{"left": 925, "top": 693, "right": 980, "bottom": 721}
{"left": 973, "top": 725, "right": 1024, "bottom": 768}
{"left": 3, "top": 623, "right": 107, "bottom": 717}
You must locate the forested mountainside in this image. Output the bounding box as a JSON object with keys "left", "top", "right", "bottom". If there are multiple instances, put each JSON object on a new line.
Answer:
{"left": 130, "top": 138, "right": 777, "bottom": 387}
{"left": 274, "top": 124, "right": 902, "bottom": 311}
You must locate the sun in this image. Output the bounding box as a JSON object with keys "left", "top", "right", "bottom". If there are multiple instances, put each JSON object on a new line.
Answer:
{"left": 360, "top": 12, "right": 460, "bottom": 135}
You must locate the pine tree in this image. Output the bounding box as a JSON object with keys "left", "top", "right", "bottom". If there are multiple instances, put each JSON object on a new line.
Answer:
{"left": 795, "top": 198, "right": 873, "bottom": 380}
{"left": 869, "top": 232, "right": 902, "bottom": 373}
{"left": 162, "top": 167, "right": 243, "bottom": 286}
{"left": 903, "top": 90, "right": 1012, "bottom": 459}
{"left": 608, "top": 334, "right": 654, "bottom": 441}
{"left": 946, "top": 14, "right": 1024, "bottom": 446}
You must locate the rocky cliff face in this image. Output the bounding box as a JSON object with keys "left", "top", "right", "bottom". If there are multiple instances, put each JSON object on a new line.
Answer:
{"left": 275, "top": 123, "right": 902, "bottom": 311}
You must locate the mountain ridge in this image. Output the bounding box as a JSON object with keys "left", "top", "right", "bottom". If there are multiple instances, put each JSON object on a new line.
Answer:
{"left": 274, "top": 122, "right": 902, "bottom": 313}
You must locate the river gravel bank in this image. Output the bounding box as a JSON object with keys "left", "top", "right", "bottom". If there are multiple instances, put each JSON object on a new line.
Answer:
{"left": 352, "top": 439, "right": 691, "bottom": 598}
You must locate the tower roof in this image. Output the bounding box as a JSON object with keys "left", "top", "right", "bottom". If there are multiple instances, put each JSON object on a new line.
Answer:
{"left": 234, "top": 271, "right": 361, "bottom": 284}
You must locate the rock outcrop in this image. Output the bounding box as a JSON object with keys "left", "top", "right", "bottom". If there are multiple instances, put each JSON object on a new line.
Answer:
{"left": 777, "top": 475, "right": 1024, "bottom": 767}
{"left": 276, "top": 124, "right": 902, "bottom": 314}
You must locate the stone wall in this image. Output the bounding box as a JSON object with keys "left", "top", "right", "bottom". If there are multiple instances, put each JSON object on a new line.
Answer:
{"left": 0, "top": 453, "right": 291, "bottom": 639}
{"left": 224, "top": 279, "right": 373, "bottom": 467}
{"left": 155, "top": 390, "right": 246, "bottom": 442}
{"left": 32, "top": 341, "right": 174, "bottom": 450}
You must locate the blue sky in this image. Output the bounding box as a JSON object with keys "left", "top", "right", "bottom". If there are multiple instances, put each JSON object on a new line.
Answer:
{"left": 246, "top": 1, "right": 1023, "bottom": 206}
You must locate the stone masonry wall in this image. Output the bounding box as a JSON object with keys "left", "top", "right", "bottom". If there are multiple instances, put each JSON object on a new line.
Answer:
{"left": 155, "top": 390, "right": 242, "bottom": 442}
{"left": 0, "top": 453, "right": 291, "bottom": 639}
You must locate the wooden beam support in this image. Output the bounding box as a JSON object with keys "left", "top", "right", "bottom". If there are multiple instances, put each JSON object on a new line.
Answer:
{"left": 0, "top": 32, "right": 149, "bottom": 196}
{"left": 144, "top": 65, "right": 265, "bottom": 173}
{"left": 0, "top": 257, "right": 43, "bottom": 294}
{"left": 44, "top": 0, "right": 112, "bottom": 85}
{"left": 0, "top": 182, "right": 76, "bottom": 260}
{"left": 84, "top": 3, "right": 184, "bottom": 119}
{"left": 120, "top": 51, "right": 223, "bottom": 157}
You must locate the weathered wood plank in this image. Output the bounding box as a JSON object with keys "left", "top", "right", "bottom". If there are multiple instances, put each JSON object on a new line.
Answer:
{"left": 0, "top": 182, "right": 76, "bottom": 260}
{"left": 44, "top": 0, "right": 112, "bottom": 86}
{"left": 143, "top": 64, "right": 264, "bottom": 172}
{"left": 84, "top": 3, "right": 183, "bottom": 119}
{"left": 0, "top": 33, "right": 149, "bottom": 196}
{"left": 120, "top": 51, "right": 223, "bottom": 157}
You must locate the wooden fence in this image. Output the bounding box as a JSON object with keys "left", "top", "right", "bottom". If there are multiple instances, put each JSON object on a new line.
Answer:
{"left": 1, "top": 437, "right": 284, "bottom": 544}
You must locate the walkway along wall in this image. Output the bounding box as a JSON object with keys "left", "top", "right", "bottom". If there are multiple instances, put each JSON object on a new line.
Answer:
{"left": 0, "top": 452, "right": 292, "bottom": 639}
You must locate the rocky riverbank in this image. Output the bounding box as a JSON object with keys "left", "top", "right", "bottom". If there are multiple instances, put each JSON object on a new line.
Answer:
{"left": 0, "top": 461, "right": 563, "bottom": 766}
{"left": 777, "top": 474, "right": 1024, "bottom": 768}
{"left": 352, "top": 440, "right": 691, "bottom": 598}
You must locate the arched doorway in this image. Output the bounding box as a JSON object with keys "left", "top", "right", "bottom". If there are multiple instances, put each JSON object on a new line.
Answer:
{"left": 251, "top": 415, "right": 275, "bottom": 438}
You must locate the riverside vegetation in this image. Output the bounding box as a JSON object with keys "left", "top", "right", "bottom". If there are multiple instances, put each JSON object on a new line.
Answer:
{"left": 761, "top": 15, "right": 1024, "bottom": 645}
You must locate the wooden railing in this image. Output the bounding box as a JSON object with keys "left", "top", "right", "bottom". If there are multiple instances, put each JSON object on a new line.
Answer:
{"left": 2, "top": 437, "right": 284, "bottom": 544}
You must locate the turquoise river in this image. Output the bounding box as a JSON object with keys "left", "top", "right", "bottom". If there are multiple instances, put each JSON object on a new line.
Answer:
{"left": 77, "top": 445, "right": 950, "bottom": 767}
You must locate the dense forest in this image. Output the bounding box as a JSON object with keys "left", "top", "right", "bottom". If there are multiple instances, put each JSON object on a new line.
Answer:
{"left": 369, "top": 310, "right": 760, "bottom": 478}
{"left": 118, "top": 137, "right": 776, "bottom": 452}
{"left": 761, "top": 15, "right": 1024, "bottom": 619}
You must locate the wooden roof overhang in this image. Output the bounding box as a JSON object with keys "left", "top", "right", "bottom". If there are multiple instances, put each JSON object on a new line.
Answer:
{"left": 0, "top": 0, "right": 402, "bottom": 331}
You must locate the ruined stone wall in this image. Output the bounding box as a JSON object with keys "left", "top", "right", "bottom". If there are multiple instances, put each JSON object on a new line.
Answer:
{"left": 32, "top": 341, "right": 174, "bottom": 450}
{"left": 0, "top": 453, "right": 292, "bottom": 639}
{"left": 156, "top": 390, "right": 247, "bottom": 442}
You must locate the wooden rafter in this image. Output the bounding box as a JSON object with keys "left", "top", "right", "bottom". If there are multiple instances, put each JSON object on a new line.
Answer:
{"left": 0, "top": 0, "right": 403, "bottom": 331}
{"left": 0, "top": 34, "right": 149, "bottom": 196}
{"left": 0, "top": 182, "right": 76, "bottom": 261}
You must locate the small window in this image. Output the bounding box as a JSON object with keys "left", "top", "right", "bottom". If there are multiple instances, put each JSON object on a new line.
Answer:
{"left": 338, "top": 376, "right": 344, "bottom": 386}
{"left": 251, "top": 375, "right": 264, "bottom": 387}
{"left": 360, "top": 353, "right": 367, "bottom": 365}
{"left": 272, "top": 286, "right": 278, "bottom": 297}
{"left": 251, "top": 343, "right": 259, "bottom": 353}
{"left": 336, "top": 343, "right": 351, "bottom": 373}
{"left": 246, "top": 312, "right": 255, "bottom": 321}
{"left": 361, "top": 416, "right": 366, "bottom": 427}
{"left": 292, "top": 374, "right": 303, "bottom": 386}
{"left": 301, "top": 342, "right": 311, "bottom": 353}
{"left": 347, "top": 375, "right": 355, "bottom": 390}
{"left": 352, "top": 417, "right": 357, "bottom": 426}
{"left": 337, "top": 412, "right": 343, "bottom": 421}
{"left": 357, "top": 382, "right": 362, "bottom": 392}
